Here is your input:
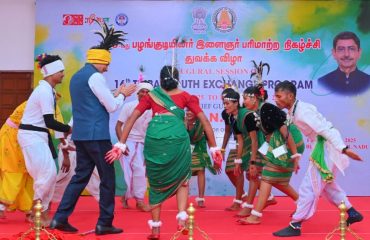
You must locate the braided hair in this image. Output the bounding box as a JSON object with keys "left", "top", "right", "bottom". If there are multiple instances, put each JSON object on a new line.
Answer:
{"left": 221, "top": 87, "right": 236, "bottom": 99}
{"left": 160, "top": 65, "right": 179, "bottom": 91}
{"left": 243, "top": 83, "right": 268, "bottom": 101}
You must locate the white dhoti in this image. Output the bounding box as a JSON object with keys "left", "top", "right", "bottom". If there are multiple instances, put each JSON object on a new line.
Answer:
{"left": 18, "top": 138, "right": 56, "bottom": 212}
{"left": 292, "top": 141, "right": 351, "bottom": 222}
{"left": 119, "top": 140, "right": 147, "bottom": 200}
{"left": 52, "top": 149, "right": 100, "bottom": 202}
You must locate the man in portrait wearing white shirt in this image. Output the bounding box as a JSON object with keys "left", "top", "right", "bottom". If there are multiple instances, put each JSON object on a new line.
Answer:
{"left": 116, "top": 81, "right": 153, "bottom": 212}
{"left": 50, "top": 23, "right": 136, "bottom": 235}
{"left": 272, "top": 81, "right": 363, "bottom": 237}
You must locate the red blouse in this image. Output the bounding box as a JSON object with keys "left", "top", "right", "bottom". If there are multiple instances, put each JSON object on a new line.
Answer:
{"left": 135, "top": 91, "right": 203, "bottom": 116}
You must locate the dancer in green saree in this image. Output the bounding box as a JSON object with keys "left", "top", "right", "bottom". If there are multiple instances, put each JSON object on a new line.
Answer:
{"left": 106, "top": 66, "right": 222, "bottom": 240}
{"left": 220, "top": 87, "right": 246, "bottom": 211}
{"left": 223, "top": 89, "right": 276, "bottom": 220}
{"left": 238, "top": 84, "right": 304, "bottom": 225}
{"left": 186, "top": 108, "right": 218, "bottom": 208}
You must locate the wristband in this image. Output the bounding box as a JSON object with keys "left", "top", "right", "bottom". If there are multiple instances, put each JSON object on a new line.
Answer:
{"left": 209, "top": 146, "right": 220, "bottom": 154}
{"left": 114, "top": 142, "right": 127, "bottom": 152}
{"left": 290, "top": 153, "right": 302, "bottom": 159}
{"left": 234, "top": 158, "right": 242, "bottom": 164}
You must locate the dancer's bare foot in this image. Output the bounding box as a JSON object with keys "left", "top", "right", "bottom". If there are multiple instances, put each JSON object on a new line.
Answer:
{"left": 136, "top": 201, "right": 150, "bottom": 212}
{"left": 263, "top": 198, "right": 277, "bottom": 209}
{"left": 0, "top": 210, "right": 6, "bottom": 219}
{"left": 236, "top": 206, "right": 251, "bottom": 217}
{"left": 177, "top": 219, "right": 188, "bottom": 235}
{"left": 225, "top": 200, "right": 241, "bottom": 211}
{"left": 176, "top": 211, "right": 189, "bottom": 235}
{"left": 195, "top": 197, "right": 206, "bottom": 208}
{"left": 25, "top": 213, "right": 33, "bottom": 223}
{"left": 147, "top": 220, "right": 161, "bottom": 240}
{"left": 237, "top": 215, "right": 261, "bottom": 225}
{"left": 40, "top": 210, "right": 51, "bottom": 227}
{"left": 121, "top": 196, "right": 129, "bottom": 209}
{"left": 147, "top": 226, "right": 160, "bottom": 240}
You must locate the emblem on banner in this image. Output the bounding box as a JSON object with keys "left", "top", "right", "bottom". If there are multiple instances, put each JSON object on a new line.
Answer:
{"left": 62, "top": 14, "right": 84, "bottom": 25}
{"left": 212, "top": 7, "right": 236, "bottom": 33}
{"left": 115, "top": 13, "right": 128, "bottom": 26}
{"left": 192, "top": 8, "right": 207, "bottom": 34}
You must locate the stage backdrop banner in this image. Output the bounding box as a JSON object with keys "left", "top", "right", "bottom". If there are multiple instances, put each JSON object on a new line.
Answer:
{"left": 35, "top": 0, "right": 370, "bottom": 196}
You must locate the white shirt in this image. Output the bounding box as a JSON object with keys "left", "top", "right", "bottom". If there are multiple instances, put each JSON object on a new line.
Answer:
{"left": 288, "top": 100, "right": 346, "bottom": 152}
{"left": 21, "top": 80, "right": 55, "bottom": 128}
{"left": 118, "top": 100, "right": 152, "bottom": 143}
{"left": 19, "top": 80, "right": 55, "bottom": 145}
{"left": 88, "top": 72, "right": 125, "bottom": 113}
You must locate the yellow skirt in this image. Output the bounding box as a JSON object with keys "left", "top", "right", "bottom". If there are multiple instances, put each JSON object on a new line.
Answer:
{"left": 0, "top": 122, "right": 33, "bottom": 211}
{"left": 0, "top": 172, "right": 33, "bottom": 212}
{"left": 0, "top": 123, "right": 27, "bottom": 172}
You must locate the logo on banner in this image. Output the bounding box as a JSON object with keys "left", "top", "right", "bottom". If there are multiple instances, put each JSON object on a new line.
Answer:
{"left": 85, "top": 14, "right": 110, "bottom": 25}
{"left": 115, "top": 13, "right": 128, "bottom": 26}
{"left": 62, "top": 14, "right": 84, "bottom": 25}
{"left": 212, "top": 7, "right": 236, "bottom": 33}
{"left": 192, "top": 8, "right": 207, "bottom": 34}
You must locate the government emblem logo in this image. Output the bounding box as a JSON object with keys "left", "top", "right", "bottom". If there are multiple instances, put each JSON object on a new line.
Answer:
{"left": 192, "top": 8, "right": 207, "bottom": 34}
{"left": 212, "top": 7, "right": 236, "bottom": 33}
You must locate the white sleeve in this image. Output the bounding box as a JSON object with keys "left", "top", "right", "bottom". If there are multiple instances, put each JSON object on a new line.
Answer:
{"left": 39, "top": 87, "right": 55, "bottom": 115}
{"left": 88, "top": 72, "right": 125, "bottom": 113}
{"left": 301, "top": 105, "right": 346, "bottom": 152}
{"left": 68, "top": 117, "right": 73, "bottom": 127}
{"left": 118, "top": 104, "right": 129, "bottom": 124}
{"left": 54, "top": 131, "right": 64, "bottom": 139}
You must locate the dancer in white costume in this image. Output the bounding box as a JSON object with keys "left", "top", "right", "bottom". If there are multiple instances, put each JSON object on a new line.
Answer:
{"left": 18, "top": 54, "right": 71, "bottom": 226}
{"left": 53, "top": 118, "right": 100, "bottom": 203}
{"left": 273, "top": 81, "right": 363, "bottom": 237}
{"left": 116, "top": 81, "right": 153, "bottom": 211}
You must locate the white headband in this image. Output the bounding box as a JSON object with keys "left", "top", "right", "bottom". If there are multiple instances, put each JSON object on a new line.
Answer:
{"left": 224, "top": 97, "right": 238, "bottom": 102}
{"left": 137, "top": 82, "right": 153, "bottom": 92}
{"left": 40, "top": 60, "right": 65, "bottom": 77}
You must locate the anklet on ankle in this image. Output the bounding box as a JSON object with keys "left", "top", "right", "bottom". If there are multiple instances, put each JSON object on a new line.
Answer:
{"left": 148, "top": 220, "right": 162, "bottom": 229}
{"left": 233, "top": 199, "right": 242, "bottom": 204}
{"left": 241, "top": 203, "right": 253, "bottom": 209}
{"left": 251, "top": 210, "right": 262, "bottom": 217}
{"left": 195, "top": 197, "right": 205, "bottom": 203}
{"left": 176, "top": 211, "right": 188, "bottom": 221}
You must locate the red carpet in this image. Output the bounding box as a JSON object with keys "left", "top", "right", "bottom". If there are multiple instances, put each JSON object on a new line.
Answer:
{"left": 0, "top": 196, "right": 368, "bottom": 240}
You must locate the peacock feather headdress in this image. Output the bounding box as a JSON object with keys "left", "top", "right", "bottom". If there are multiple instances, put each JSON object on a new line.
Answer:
{"left": 87, "top": 19, "right": 128, "bottom": 65}
{"left": 91, "top": 19, "right": 127, "bottom": 50}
